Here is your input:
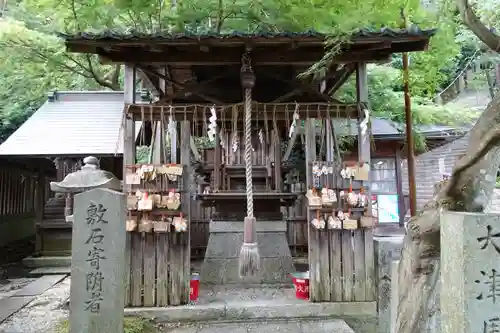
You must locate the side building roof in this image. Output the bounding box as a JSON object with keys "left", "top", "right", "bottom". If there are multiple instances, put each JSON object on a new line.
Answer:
{"left": 0, "top": 91, "right": 141, "bottom": 157}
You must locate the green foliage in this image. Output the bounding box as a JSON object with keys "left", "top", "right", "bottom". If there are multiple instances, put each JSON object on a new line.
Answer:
{"left": 336, "top": 64, "right": 477, "bottom": 150}
{"left": 55, "top": 317, "right": 156, "bottom": 333}
{"left": 0, "top": 19, "right": 102, "bottom": 142}
{"left": 0, "top": 0, "right": 475, "bottom": 149}
{"left": 136, "top": 145, "right": 151, "bottom": 164}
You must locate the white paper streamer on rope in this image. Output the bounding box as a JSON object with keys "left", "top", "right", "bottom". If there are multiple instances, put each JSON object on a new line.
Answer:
{"left": 208, "top": 105, "right": 217, "bottom": 142}
{"left": 360, "top": 107, "right": 370, "bottom": 136}
{"left": 167, "top": 105, "right": 175, "bottom": 141}
{"left": 231, "top": 132, "right": 239, "bottom": 152}
{"left": 320, "top": 80, "right": 326, "bottom": 93}
{"left": 288, "top": 103, "right": 300, "bottom": 138}
{"left": 219, "top": 129, "right": 225, "bottom": 148}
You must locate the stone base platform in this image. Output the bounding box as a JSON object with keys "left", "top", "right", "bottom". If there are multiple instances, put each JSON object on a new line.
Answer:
{"left": 200, "top": 220, "right": 294, "bottom": 284}
{"left": 125, "top": 285, "right": 376, "bottom": 323}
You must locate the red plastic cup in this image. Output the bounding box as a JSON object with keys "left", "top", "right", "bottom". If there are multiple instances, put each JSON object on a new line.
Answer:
{"left": 190, "top": 273, "right": 200, "bottom": 301}
{"left": 291, "top": 272, "right": 310, "bottom": 300}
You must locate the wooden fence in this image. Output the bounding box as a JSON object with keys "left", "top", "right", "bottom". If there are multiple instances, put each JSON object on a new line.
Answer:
{"left": 123, "top": 194, "right": 309, "bottom": 307}
{"left": 125, "top": 232, "right": 190, "bottom": 307}
{"left": 0, "top": 163, "right": 50, "bottom": 251}
{"left": 308, "top": 228, "right": 375, "bottom": 302}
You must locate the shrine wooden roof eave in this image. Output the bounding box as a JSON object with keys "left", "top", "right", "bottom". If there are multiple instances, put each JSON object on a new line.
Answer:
{"left": 62, "top": 29, "right": 436, "bottom": 66}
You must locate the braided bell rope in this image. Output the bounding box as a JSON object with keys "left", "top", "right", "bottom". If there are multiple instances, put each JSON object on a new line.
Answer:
{"left": 244, "top": 87, "right": 254, "bottom": 218}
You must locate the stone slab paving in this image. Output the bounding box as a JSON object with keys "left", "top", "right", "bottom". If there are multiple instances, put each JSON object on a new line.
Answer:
{"left": 0, "top": 277, "right": 376, "bottom": 333}
{"left": 161, "top": 319, "right": 354, "bottom": 333}
{"left": 0, "top": 277, "right": 70, "bottom": 333}
{"left": 0, "top": 278, "right": 35, "bottom": 301}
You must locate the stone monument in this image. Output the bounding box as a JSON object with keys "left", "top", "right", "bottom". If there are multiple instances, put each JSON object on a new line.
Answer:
{"left": 441, "top": 211, "right": 500, "bottom": 333}
{"left": 374, "top": 235, "right": 404, "bottom": 333}
{"left": 50, "top": 156, "right": 125, "bottom": 333}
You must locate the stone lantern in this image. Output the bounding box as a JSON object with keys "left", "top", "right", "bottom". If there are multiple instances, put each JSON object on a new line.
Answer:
{"left": 50, "top": 156, "right": 121, "bottom": 222}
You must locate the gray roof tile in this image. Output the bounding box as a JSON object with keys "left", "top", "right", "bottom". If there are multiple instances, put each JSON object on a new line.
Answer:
{"left": 332, "top": 118, "right": 400, "bottom": 136}
{"left": 401, "top": 135, "right": 500, "bottom": 213}
{"left": 0, "top": 91, "right": 141, "bottom": 156}
{"left": 402, "top": 135, "right": 468, "bottom": 210}
{"left": 60, "top": 28, "right": 437, "bottom": 42}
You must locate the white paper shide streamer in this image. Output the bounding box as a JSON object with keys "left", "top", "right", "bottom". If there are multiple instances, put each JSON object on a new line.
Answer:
{"left": 207, "top": 106, "right": 217, "bottom": 142}
{"left": 360, "top": 107, "right": 370, "bottom": 136}
{"left": 289, "top": 105, "right": 300, "bottom": 138}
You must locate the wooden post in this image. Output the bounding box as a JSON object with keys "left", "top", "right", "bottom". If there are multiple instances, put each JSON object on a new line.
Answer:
{"left": 355, "top": 62, "right": 372, "bottom": 215}
{"left": 395, "top": 149, "right": 405, "bottom": 227}
{"left": 123, "top": 63, "right": 136, "bottom": 307}
{"left": 179, "top": 120, "right": 191, "bottom": 304}
{"left": 401, "top": 11, "right": 417, "bottom": 217}
{"left": 356, "top": 62, "right": 376, "bottom": 301}
{"left": 34, "top": 171, "right": 46, "bottom": 255}
{"left": 305, "top": 118, "right": 319, "bottom": 301}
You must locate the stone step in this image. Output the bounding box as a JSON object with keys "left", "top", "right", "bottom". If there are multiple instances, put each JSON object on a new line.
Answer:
{"left": 125, "top": 300, "right": 376, "bottom": 323}
{"left": 22, "top": 256, "right": 71, "bottom": 268}
{"left": 160, "top": 318, "right": 356, "bottom": 333}
{"left": 29, "top": 267, "right": 71, "bottom": 276}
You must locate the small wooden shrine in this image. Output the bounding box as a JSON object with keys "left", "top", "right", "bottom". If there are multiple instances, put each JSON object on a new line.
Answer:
{"left": 63, "top": 29, "right": 435, "bottom": 305}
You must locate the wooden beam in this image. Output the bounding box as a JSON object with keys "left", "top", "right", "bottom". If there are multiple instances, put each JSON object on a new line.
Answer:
{"left": 138, "top": 70, "right": 164, "bottom": 98}
{"left": 99, "top": 48, "right": 393, "bottom": 65}
{"left": 127, "top": 103, "right": 358, "bottom": 121}
{"left": 328, "top": 64, "right": 357, "bottom": 95}
{"left": 271, "top": 88, "right": 303, "bottom": 103}
{"left": 160, "top": 69, "right": 234, "bottom": 103}
{"left": 138, "top": 65, "right": 225, "bottom": 104}
{"left": 261, "top": 71, "right": 343, "bottom": 103}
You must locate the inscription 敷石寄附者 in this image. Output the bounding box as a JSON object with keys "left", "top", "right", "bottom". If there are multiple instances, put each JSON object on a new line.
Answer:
{"left": 83, "top": 201, "right": 108, "bottom": 313}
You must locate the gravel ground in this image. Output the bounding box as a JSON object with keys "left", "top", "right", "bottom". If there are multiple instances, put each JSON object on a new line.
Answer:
{"left": 0, "top": 277, "right": 70, "bottom": 333}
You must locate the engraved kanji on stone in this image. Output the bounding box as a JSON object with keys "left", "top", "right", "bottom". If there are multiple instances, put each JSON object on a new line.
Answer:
{"left": 86, "top": 202, "right": 108, "bottom": 225}
{"left": 477, "top": 225, "right": 500, "bottom": 254}
{"left": 84, "top": 271, "right": 104, "bottom": 313}
{"left": 483, "top": 317, "right": 500, "bottom": 333}
{"left": 86, "top": 271, "right": 104, "bottom": 292}
{"left": 84, "top": 291, "right": 103, "bottom": 313}
{"left": 85, "top": 228, "right": 104, "bottom": 245}
{"left": 475, "top": 269, "right": 500, "bottom": 304}
{"left": 86, "top": 245, "right": 106, "bottom": 270}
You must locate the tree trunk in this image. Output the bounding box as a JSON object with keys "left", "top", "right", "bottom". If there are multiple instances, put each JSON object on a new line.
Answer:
{"left": 395, "top": 94, "right": 500, "bottom": 333}
{"left": 394, "top": 0, "right": 500, "bottom": 329}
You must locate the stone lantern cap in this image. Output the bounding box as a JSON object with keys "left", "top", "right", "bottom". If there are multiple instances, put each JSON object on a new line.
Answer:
{"left": 50, "top": 156, "right": 121, "bottom": 193}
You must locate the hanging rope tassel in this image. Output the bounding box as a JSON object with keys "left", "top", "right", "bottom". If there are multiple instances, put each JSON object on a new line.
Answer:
{"left": 238, "top": 50, "right": 260, "bottom": 278}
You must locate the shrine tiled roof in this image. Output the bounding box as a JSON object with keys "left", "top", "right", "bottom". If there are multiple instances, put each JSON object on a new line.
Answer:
{"left": 60, "top": 27, "right": 437, "bottom": 43}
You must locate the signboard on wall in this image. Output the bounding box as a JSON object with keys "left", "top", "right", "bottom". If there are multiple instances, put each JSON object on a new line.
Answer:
{"left": 377, "top": 194, "right": 399, "bottom": 223}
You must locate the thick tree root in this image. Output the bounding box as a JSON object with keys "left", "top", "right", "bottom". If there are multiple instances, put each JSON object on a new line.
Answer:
{"left": 395, "top": 209, "right": 440, "bottom": 333}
